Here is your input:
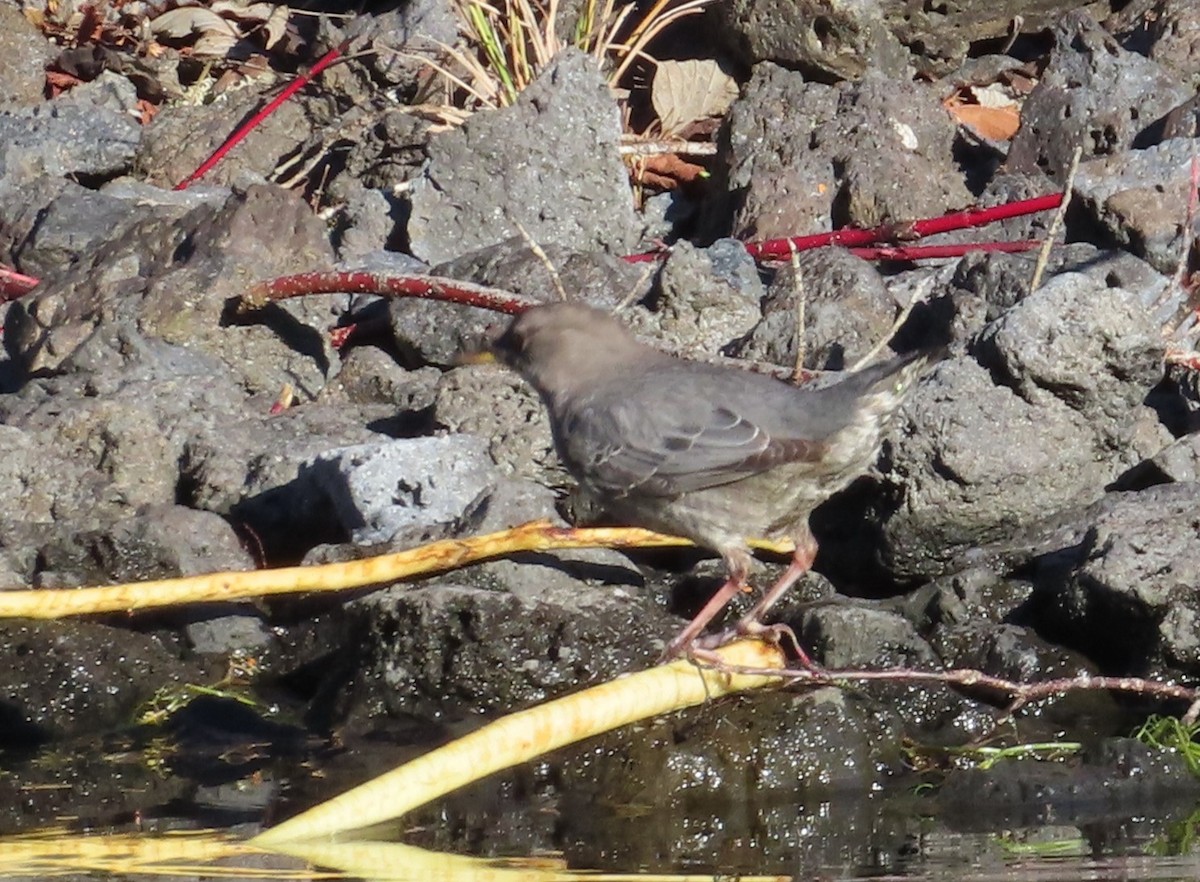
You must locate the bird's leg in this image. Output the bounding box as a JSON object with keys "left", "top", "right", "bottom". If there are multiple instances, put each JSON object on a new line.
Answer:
{"left": 738, "top": 527, "right": 819, "bottom": 668}
{"left": 659, "top": 548, "right": 752, "bottom": 662}
{"left": 698, "top": 527, "right": 821, "bottom": 670}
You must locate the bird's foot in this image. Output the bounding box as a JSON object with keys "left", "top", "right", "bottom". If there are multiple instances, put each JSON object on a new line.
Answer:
{"left": 695, "top": 619, "right": 822, "bottom": 673}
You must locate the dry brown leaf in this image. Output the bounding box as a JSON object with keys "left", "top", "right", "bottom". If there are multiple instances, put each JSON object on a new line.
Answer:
{"left": 652, "top": 58, "right": 738, "bottom": 135}
{"left": 637, "top": 152, "right": 707, "bottom": 189}
{"left": 149, "top": 6, "right": 235, "bottom": 40}
{"left": 946, "top": 101, "right": 1020, "bottom": 141}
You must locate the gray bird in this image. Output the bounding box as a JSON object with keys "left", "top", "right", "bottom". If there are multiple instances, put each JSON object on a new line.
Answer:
{"left": 489, "top": 301, "right": 934, "bottom": 661}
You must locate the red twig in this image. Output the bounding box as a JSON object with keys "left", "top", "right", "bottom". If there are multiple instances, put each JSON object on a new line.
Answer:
{"left": 174, "top": 41, "right": 349, "bottom": 190}
{"left": 625, "top": 193, "right": 1065, "bottom": 263}
{"left": 846, "top": 240, "right": 1042, "bottom": 261}
{"left": 0, "top": 265, "right": 40, "bottom": 303}
{"left": 239, "top": 270, "right": 543, "bottom": 315}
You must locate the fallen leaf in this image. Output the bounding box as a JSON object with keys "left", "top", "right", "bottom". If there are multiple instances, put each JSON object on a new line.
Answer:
{"left": 652, "top": 59, "right": 738, "bottom": 135}
{"left": 947, "top": 102, "right": 1020, "bottom": 140}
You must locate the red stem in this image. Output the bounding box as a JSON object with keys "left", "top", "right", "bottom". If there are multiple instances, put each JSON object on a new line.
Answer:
{"left": 174, "top": 42, "right": 349, "bottom": 190}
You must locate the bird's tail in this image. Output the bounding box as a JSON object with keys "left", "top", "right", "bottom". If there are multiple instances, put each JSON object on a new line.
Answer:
{"left": 843, "top": 346, "right": 945, "bottom": 421}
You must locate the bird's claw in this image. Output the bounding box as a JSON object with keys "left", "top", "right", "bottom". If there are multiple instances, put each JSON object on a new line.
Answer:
{"left": 693, "top": 619, "right": 822, "bottom": 673}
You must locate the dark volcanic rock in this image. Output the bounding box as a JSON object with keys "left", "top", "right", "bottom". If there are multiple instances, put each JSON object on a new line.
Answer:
{"left": 406, "top": 49, "right": 640, "bottom": 264}
{"left": 1007, "top": 10, "right": 1190, "bottom": 181}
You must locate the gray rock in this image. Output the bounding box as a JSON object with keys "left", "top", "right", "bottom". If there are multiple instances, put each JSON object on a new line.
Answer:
{"left": 0, "top": 4, "right": 54, "bottom": 111}
{"left": 57, "top": 70, "right": 140, "bottom": 116}
{"left": 650, "top": 239, "right": 763, "bottom": 355}
{"left": 0, "top": 103, "right": 140, "bottom": 183}
{"left": 407, "top": 49, "right": 640, "bottom": 263}
{"left": 880, "top": 358, "right": 1122, "bottom": 579}
{"left": 1110, "top": 0, "right": 1200, "bottom": 90}
{"left": 828, "top": 70, "right": 973, "bottom": 230}
{"left": 306, "top": 435, "right": 498, "bottom": 546}
{"left": 34, "top": 504, "right": 253, "bottom": 589}
{"left": 712, "top": 65, "right": 971, "bottom": 242}
{"left": 735, "top": 247, "right": 900, "bottom": 370}
{"left": 4, "top": 184, "right": 337, "bottom": 396}
{"left": 357, "top": 0, "right": 459, "bottom": 88}
{"left": 1137, "top": 433, "right": 1200, "bottom": 483}
{"left": 137, "top": 87, "right": 313, "bottom": 189}
{"left": 1072, "top": 138, "right": 1200, "bottom": 275}
{"left": 433, "top": 364, "right": 562, "bottom": 484}
{"left": 973, "top": 272, "right": 1165, "bottom": 425}
{"left": 1031, "top": 483, "right": 1200, "bottom": 675}
{"left": 712, "top": 0, "right": 909, "bottom": 80}
{"left": 326, "top": 348, "right": 440, "bottom": 414}
{"left": 709, "top": 64, "right": 837, "bottom": 242}
{"left": 1007, "top": 10, "right": 1190, "bottom": 182}
{"left": 186, "top": 615, "right": 272, "bottom": 655}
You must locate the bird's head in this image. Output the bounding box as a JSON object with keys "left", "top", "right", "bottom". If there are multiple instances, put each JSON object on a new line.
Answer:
{"left": 488, "top": 302, "right": 646, "bottom": 400}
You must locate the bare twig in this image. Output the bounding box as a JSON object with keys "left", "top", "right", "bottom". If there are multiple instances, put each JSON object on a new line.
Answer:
{"left": 1030, "top": 144, "right": 1082, "bottom": 291}
{"left": 512, "top": 218, "right": 568, "bottom": 301}
{"left": 613, "top": 260, "right": 658, "bottom": 313}
{"left": 850, "top": 276, "right": 934, "bottom": 372}
{"left": 787, "top": 240, "right": 807, "bottom": 382}
{"left": 619, "top": 140, "right": 718, "bottom": 157}
{"left": 703, "top": 660, "right": 1199, "bottom": 727}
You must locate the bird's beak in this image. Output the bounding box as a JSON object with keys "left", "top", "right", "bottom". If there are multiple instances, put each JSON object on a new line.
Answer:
{"left": 455, "top": 319, "right": 508, "bottom": 366}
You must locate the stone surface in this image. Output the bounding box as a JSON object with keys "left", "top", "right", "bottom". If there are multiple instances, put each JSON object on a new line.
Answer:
{"left": 406, "top": 49, "right": 641, "bottom": 264}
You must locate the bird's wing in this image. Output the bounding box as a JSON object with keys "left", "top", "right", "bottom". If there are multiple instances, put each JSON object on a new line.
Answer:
{"left": 559, "top": 385, "right": 826, "bottom": 497}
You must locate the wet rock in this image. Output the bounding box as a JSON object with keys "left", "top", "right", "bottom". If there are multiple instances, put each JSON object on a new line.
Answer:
{"left": 0, "top": 619, "right": 197, "bottom": 745}
{"left": 350, "top": 572, "right": 660, "bottom": 718}
{"left": 306, "top": 435, "right": 498, "bottom": 546}
{"left": 406, "top": 49, "right": 640, "bottom": 264}
{"left": 1007, "top": 11, "right": 1190, "bottom": 182}
{"left": 565, "top": 687, "right": 906, "bottom": 806}
{"left": 937, "top": 737, "right": 1200, "bottom": 828}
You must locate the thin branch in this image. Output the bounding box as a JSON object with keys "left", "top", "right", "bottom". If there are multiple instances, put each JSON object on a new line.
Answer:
{"left": 1030, "top": 144, "right": 1082, "bottom": 291}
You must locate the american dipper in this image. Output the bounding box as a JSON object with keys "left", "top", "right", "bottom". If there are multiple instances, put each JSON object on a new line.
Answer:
{"left": 489, "top": 302, "right": 934, "bottom": 661}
